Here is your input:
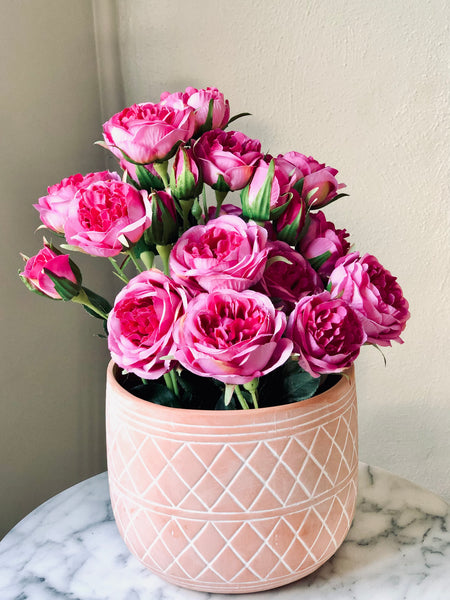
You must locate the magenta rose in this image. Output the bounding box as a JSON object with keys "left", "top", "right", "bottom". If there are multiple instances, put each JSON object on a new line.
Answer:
{"left": 174, "top": 289, "right": 293, "bottom": 385}
{"left": 253, "top": 241, "right": 324, "bottom": 312}
{"left": 64, "top": 180, "right": 151, "bottom": 257}
{"left": 286, "top": 291, "right": 367, "bottom": 377}
{"left": 329, "top": 253, "right": 410, "bottom": 346}
{"left": 108, "top": 270, "right": 188, "bottom": 379}
{"left": 102, "top": 102, "right": 195, "bottom": 165}
{"left": 19, "top": 245, "right": 81, "bottom": 300}
{"left": 169, "top": 215, "right": 268, "bottom": 293}
{"left": 299, "top": 211, "right": 350, "bottom": 278}
{"left": 161, "top": 86, "right": 230, "bottom": 133}
{"left": 278, "top": 152, "right": 346, "bottom": 209}
{"left": 34, "top": 171, "right": 121, "bottom": 233}
{"left": 193, "top": 129, "right": 262, "bottom": 191}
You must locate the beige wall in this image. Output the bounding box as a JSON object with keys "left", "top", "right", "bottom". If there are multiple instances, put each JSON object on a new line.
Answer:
{"left": 0, "top": 0, "right": 112, "bottom": 537}
{"left": 115, "top": 0, "right": 450, "bottom": 498}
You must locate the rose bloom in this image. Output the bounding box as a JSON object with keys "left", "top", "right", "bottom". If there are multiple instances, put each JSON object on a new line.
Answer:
{"left": 329, "top": 252, "right": 410, "bottom": 346}
{"left": 286, "top": 291, "right": 367, "bottom": 377}
{"left": 253, "top": 241, "right": 323, "bottom": 312}
{"left": 278, "top": 151, "right": 346, "bottom": 209}
{"left": 108, "top": 270, "right": 188, "bottom": 379}
{"left": 64, "top": 180, "right": 151, "bottom": 257}
{"left": 174, "top": 289, "right": 293, "bottom": 385}
{"left": 193, "top": 129, "right": 262, "bottom": 191}
{"left": 299, "top": 211, "right": 350, "bottom": 278}
{"left": 19, "top": 246, "right": 80, "bottom": 300}
{"left": 169, "top": 215, "right": 268, "bottom": 293}
{"left": 102, "top": 102, "right": 195, "bottom": 164}
{"left": 161, "top": 86, "right": 230, "bottom": 133}
{"left": 34, "top": 171, "right": 121, "bottom": 233}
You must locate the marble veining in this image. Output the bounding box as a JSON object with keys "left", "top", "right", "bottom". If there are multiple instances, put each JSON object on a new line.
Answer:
{"left": 0, "top": 463, "right": 449, "bottom": 599}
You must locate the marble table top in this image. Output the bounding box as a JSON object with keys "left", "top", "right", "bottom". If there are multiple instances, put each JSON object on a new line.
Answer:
{"left": 0, "top": 463, "right": 449, "bottom": 599}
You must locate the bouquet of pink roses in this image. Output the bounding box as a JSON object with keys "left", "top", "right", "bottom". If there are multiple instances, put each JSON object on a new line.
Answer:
{"left": 20, "top": 86, "right": 410, "bottom": 410}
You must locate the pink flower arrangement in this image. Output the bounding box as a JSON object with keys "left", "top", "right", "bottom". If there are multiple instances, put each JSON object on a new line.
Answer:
{"left": 20, "top": 85, "right": 410, "bottom": 410}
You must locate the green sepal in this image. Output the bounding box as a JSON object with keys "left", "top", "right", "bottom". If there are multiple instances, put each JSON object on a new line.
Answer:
{"left": 312, "top": 192, "right": 349, "bottom": 209}
{"left": 170, "top": 147, "right": 202, "bottom": 200}
{"left": 146, "top": 193, "right": 179, "bottom": 246}
{"left": 135, "top": 165, "right": 164, "bottom": 191}
{"left": 43, "top": 271, "right": 81, "bottom": 301}
{"left": 81, "top": 287, "right": 112, "bottom": 320}
{"left": 212, "top": 174, "right": 230, "bottom": 193}
{"left": 19, "top": 273, "right": 55, "bottom": 299}
{"left": 240, "top": 159, "right": 274, "bottom": 221}
{"left": 292, "top": 177, "right": 304, "bottom": 195}
{"left": 270, "top": 193, "right": 291, "bottom": 220}
{"left": 276, "top": 203, "right": 306, "bottom": 246}
{"left": 133, "top": 235, "right": 157, "bottom": 259}
{"left": 194, "top": 99, "right": 215, "bottom": 137}
{"left": 308, "top": 250, "right": 332, "bottom": 271}
{"left": 225, "top": 112, "right": 252, "bottom": 128}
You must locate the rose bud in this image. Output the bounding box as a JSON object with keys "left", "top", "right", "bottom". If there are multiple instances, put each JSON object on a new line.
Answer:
{"left": 253, "top": 241, "right": 323, "bottom": 313}
{"left": 169, "top": 214, "right": 268, "bottom": 294}
{"left": 169, "top": 146, "right": 202, "bottom": 200}
{"left": 19, "top": 243, "right": 82, "bottom": 300}
{"left": 34, "top": 171, "right": 121, "bottom": 234}
{"left": 161, "top": 86, "right": 230, "bottom": 134}
{"left": 329, "top": 252, "right": 410, "bottom": 346}
{"left": 146, "top": 190, "right": 179, "bottom": 246}
{"left": 108, "top": 270, "right": 188, "bottom": 379}
{"left": 275, "top": 189, "right": 307, "bottom": 246}
{"left": 299, "top": 211, "right": 350, "bottom": 278}
{"left": 64, "top": 180, "right": 151, "bottom": 257}
{"left": 174, "top": 289, "right": 293, "bottom": 385}
{"left": 286, "top": 291, "right": 367, "bottom": 377}
{"left": 193, "top": 129, "right": 262, "bottom": 192}
{"left": 206, "top": 203, "right": 242, "bottom": 220}
{"left": 240, "top": 155, "right": 293, "bottom": 222}
{"left": 102, "top": 102, "right": 195, "bottom": 165}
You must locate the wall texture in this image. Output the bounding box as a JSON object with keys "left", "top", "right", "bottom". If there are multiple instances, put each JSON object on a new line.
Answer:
{"left": 0, "top": 0, "right": 111, "bottom": 537}
{"left": 115, "top": 0, "right": 450, "bottom": 498}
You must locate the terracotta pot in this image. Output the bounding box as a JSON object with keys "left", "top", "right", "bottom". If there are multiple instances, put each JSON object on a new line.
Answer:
{"left": 106, "top": 362, "right": 358, "bottom": 594}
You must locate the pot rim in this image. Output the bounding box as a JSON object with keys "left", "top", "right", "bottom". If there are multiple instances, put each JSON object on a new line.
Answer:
{"left": 107, "top": 360, "right": 355, "bottom": 420}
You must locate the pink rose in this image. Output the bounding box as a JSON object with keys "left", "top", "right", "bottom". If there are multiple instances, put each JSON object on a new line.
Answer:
{"left": 278, "top": 152, "right": 346, "bottom": 209}
{"left": 275, "top": 190, "right": 307, "bottom": 245}
{"left": 102, "top": 102, "right": 195, "bottom": 165}
{"left": 174, "top": 289, "right": 293, "bottom": 385}
{"left": 64, "top": 181, "right": 151, "bottom": 257}
{"left": 329, "top": 253, "right": 410, "bottom": 346}
{"left": 19, "top": 245, "right": 81, "bottom": 300}
{"left": 240, "top": 155, "right": 293, "bottom": 221}
{"left": 253, "top": 241, "right": 323, "bottom": 312}
{"left": 146, "top": 190, "right": 179, "bottom": 246}
{"left": 193, "top": 129, "right": 262, "bottom": 191}
{"left": 299, "top": 211, "right": 350, "bottom": 278}
{"left": 108, "top": 270, "right": 188, "bottom": 379}
{"left": 286, "top": 291, "right": 367, "bottom": 377}
{"left": 34, "top": 171, "right": 121, "bottom": 233}
{"left": 161, "top": 86, "right": 230, "bottom": 133}
{"left": 169, "top": 215, "right": 268, "bottom": 293}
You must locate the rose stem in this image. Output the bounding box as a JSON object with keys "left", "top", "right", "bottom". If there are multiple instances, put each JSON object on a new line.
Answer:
{"left": 108, "top": 257, "right": 129, "bottom": 283}
{"left": 153, "top": 161, "right": 169, "bottom": 189}
{"left": 235, "top": 385, "right": 250, "bottom": 410}
{"left": 163, "top": 373, "right": 174, "bottom": 394}
{"left": 71, "top": 290, "right": 109, "bottom": 320}
{"left": 169, "top": 369, "right": 180, "bottom": 398}
{"left": 214, "top": 190, "right": 228, "bottom": 218}
{"left": 140, "top": 250, "right": 154, "bottom": 270}
{"left": 156, "top": 244, "right": 172, "bottom": 276}
{"left": 127, "top": 248, "right": 144, "bottom": 273}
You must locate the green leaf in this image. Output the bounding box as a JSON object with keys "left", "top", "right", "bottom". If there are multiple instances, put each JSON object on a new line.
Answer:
{"left": 128, "top": 380, "right": 182, "bottom": 407}
{"left": 135, "top": 165, "right": 165, "bottom": 191}
{"left": 225, "top": 112, "right": 252, "bottom": 127}
{"left": 259, "top": 361, "right": 320, "bottom": 406}
{"left": 82, "top": 287, "right": 112, "bottom": 319}
{"left": 177, "top": 370, "right": 222, "bottom": 410}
